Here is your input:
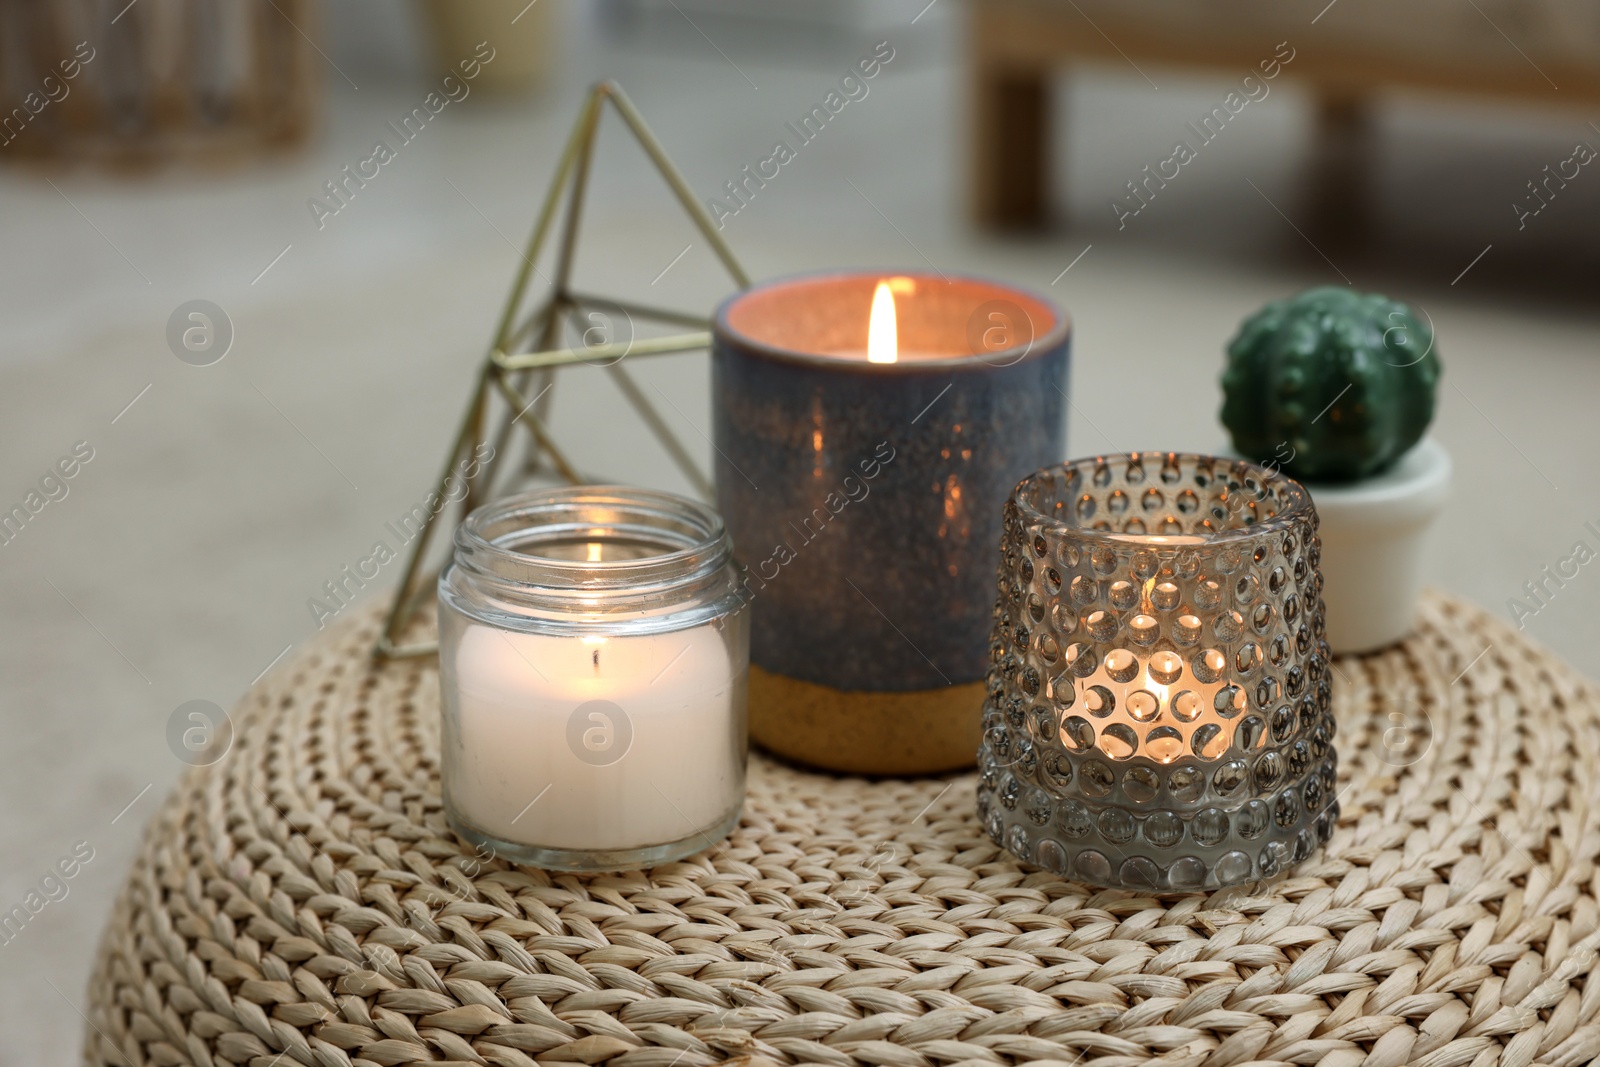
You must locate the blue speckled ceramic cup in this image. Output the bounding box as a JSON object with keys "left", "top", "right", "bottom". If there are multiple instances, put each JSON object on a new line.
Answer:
{"left": 712, "top": 270, "right": 1071, "bottom": 774}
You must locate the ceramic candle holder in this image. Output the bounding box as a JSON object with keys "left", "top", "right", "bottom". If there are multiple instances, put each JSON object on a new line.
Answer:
{"left": 712, "top": 271, "right": 1070, "bottom": 775}
{"left": 438, "top": 487, "right": 749, "bottom": 871}
{"left": 978, "top": 453, "right": 1339, "bottom": 891}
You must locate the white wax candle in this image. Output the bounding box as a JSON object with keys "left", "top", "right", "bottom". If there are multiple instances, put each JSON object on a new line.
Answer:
{"left": 443, "top": 620, "right": 743, "bottom": 851}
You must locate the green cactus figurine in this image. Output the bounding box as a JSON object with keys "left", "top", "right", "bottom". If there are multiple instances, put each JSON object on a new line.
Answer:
{"left": 1221, "top": 286, "right": 1441, "bottom": 483}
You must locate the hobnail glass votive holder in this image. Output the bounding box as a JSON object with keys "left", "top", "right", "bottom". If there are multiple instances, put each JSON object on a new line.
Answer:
{"left": 977, "top": 453, "right": 1339, "bottom": 891}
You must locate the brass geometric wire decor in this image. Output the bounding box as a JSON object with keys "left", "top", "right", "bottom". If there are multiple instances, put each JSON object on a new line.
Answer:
{"left": 376, "top": 80, "right": 750, "bottom": 659}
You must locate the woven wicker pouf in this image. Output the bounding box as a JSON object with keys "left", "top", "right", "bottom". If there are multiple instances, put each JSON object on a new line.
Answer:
{"left": 86, "top": 593, "right": 1600, "bottom": 1067}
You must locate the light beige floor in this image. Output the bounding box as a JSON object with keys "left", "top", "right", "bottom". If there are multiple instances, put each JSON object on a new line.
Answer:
{"left": 2, "top": 3, "right": 1598, "bottom": 1058}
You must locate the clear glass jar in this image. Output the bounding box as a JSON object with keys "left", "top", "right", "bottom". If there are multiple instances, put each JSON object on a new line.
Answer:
{"left": 978, "top": 453, "right": 1338, "bottom": 891}
{"left": 438, "top": 486, "right": 749, "bottom": 871}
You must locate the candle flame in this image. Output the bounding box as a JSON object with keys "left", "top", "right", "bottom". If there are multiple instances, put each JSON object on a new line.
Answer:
{"left": 587, "top": 542, "right": 603, "bottom": 563}
{"left": 867, "top": 280, "right": 898, "bottom": 364}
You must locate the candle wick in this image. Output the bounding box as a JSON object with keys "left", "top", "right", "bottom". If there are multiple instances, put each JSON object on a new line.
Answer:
{"left": 592, "top": 649, "right": 600, "bottom": 672}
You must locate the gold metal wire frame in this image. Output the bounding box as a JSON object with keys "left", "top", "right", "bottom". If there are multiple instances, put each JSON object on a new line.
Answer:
{"left": 374, "top": 81, "right": 749, "bottom": 659}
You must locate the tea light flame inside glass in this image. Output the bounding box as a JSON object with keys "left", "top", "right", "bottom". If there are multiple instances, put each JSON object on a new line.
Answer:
{"left": 979, "top": 454, "right": 1339, "bottom": 891}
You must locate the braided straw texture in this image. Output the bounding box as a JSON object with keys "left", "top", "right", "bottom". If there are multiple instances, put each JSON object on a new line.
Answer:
{"left": 86, "top": 593, "right": 1600, "bottom": 1067}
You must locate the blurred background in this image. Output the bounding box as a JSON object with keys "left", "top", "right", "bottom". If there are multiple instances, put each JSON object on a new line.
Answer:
{"left": 2, "top": 0, "right": 1598, "bottom": 1055}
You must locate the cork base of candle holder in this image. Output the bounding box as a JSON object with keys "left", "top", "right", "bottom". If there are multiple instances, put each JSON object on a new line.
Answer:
{"left": 748, "top": 665, "right": 984, "bottom": 775}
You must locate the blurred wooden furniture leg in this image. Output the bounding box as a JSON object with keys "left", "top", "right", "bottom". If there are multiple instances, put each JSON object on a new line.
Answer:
{"left": 971, "top": 6, "right": 1051, "bottom": 230}
{"left": 1307, "top": 87, "right": 1373, "bottom": 248}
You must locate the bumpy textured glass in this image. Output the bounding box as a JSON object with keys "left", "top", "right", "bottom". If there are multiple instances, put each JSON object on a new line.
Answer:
{"left": 977, "top": 453, "right": 1338, "bottom": 890}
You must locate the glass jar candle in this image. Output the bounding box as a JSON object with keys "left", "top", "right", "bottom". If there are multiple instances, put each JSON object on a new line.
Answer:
{"left": 978, "top": 453, "right": 1339, "bottom": 891}
{"left": 438, "top": 486, "right": 749, "bottom": 871}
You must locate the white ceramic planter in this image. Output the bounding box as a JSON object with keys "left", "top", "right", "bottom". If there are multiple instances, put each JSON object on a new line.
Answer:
{"left": 1301, "top": 438, "right": 1452, "bottom": 655}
